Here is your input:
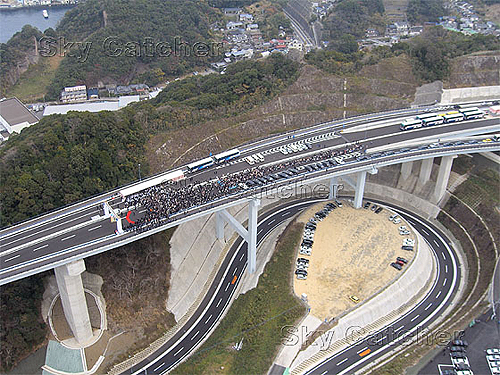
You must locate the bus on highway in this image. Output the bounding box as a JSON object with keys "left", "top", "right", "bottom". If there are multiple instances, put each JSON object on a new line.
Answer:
{"left": 459, "top": 107, "right": 480, "bottom": 114}
{"left": 422, "top": 116, "right": 444, "bottom": 127}
{"left": 400, "top": 118, "right": 423, "bottom": 131}
{"left": 463, "top": 110, "right": 485, "bottom": 120}
{"left": 214, "top": 148, "right": 241, "bottom": 163}
{"left": 187, "top": 157, "right": 215, "bottom": 172}
{"left": 416, "top": 113, "right": 437, "bottom": 120}
{"left": 443, "top": 113, "right": 464, "bottom": 123}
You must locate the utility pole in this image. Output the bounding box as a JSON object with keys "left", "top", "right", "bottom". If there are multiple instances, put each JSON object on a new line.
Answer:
{"left": 138, "top": 163, "right": 141, "bottom": 181}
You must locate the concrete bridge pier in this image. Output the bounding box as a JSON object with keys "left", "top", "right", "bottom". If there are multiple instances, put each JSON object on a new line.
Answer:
{"left": 328, "top": 176, "right": 339, "bottom": 200}
{"left": 434, "top": 155, "right": 457, "bottom": 202}
{"left": 419, "top": 158, "right": 434, "bottom": 185}
{"left": 54, "top": 259, "right": 93, "bottom": 345}
{"left": 215, "top": 198, "right": 261, "bottom": 274}
{"left": 400, "top": 161, "right": 413, "bottom": 181}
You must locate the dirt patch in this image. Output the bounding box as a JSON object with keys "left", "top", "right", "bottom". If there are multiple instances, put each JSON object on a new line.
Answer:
{"left": 294, "top": 201, "right": 415, "bottom": 321}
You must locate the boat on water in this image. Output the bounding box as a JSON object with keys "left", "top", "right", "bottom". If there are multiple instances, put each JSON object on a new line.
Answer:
{"left": 42, "top": 9, "right": 48, "bottom": 18}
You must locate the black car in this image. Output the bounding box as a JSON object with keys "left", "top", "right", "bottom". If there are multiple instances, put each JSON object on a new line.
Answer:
{"left": 402, "top": 245, "right": 414, "bottom": 251}
{"left": 450, "top": 346, "right": 466, "bottom": 353}
{"left": 364, "top": 202, "right": 371, "bottom": 209}
{"left": 295, "top": 269, "right": 307, "bottom": 275}
{"left": 451, "top": 339, "right": 468, "bottom": 347}
{"left": 391, "top": 262, "right": 402, "bottom": 270}
{"left": 371, "top": 204, "right": 378, "bottom": 211}
{"left": 450, "top": 351, "right": 466, "bottom": 359}
{"left": 375, "top": 207, "right": 383, "bottom": 214}
{"left": 304, "top": 165, "right": 313, "bottom": 172}
{"left": 297, "top": 257, "right": 310, "bottom": 264}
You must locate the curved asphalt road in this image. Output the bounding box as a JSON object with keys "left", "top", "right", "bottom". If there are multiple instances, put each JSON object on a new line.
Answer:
{"left": 126, "top": 198, "right": 460, "bottom": 375}
{"left": 305, "top": 200, "right": 460, "bottom": 375}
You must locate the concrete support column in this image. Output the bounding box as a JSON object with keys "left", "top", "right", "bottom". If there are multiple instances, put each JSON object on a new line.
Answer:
{"left": 400, "top": 161, "right": 413, "bottom": 181}
{"left": 54, "top": 259, "right": 92, "bottom": 344}
{"left": 328, "top": 176, "right": 339, "bottom": 200}
{"left": 215, "top": 211, "right": 224, "bottom": 241}
{"left": 103, "top": 202, "right": 110, "bottom": 218}
{"left": 419, "top": 158, "right": 434, "bottom": 184}
{"left": 247, "top": 199, "right": 260, "bottom": 274}
{"left": 353, "top": 171, "right": 367, "bottom": 209}
{"left": 116, "top": 217, "right": 123, "bottom": 234}
{"left": 434, "top": 155, "right": 456, "bottom": 202}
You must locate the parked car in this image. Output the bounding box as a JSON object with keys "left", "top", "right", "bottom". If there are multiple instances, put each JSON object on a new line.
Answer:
{"left": 335, "top": 200, "right": 343, "bottom": 207}
{"left": 393, "top": 218, "right": 402, "bottom": 224}
{"left": 296, "top": 263, "right": 308, "bottom": 271}
{"left": 391, "top": 262, "right": 402, "bottom": 270}
{"left": 296, "top": 272, "right": 307, "bottom": 280}
{"left": 375, "top": 207, "right": 383, "bottom": 214}
{"left": 450, "top": 346, "right": 466, "bottom": 352}
{"left": 451, "top": 351, "right": 467, "bottom": 359}
{"left": 397, "top": 257, "right": 408, "bottom": 264}
{"left": 402, "top": 245, "right": 414, "bottom": 251}
{"left": 349, "top": 295, "right": 360, "bottom": 303}
{"left": 400, "top": 230, "right": 410, "bottom": 235}
{"left": 364, "top": 202, "right": 371, "bottom": 209}
{"left": 396, "top": 260, "right": 405, "bottom": 266}
{"left": 389, "top": 214, "right": 398, "bottom": 221}
{"left": 451, "top": 340, "right": 468, "bottom": 347}
{"left": 299, "top": 248, "right": 311, "bottom": 256}
{"left": 487, "top": 348, "right": 500, "bottom": 355}
{"left": 297, "top": 258, "right": 309, "bottom": 266}
{"left": 371, "top": 204, "right": 378, "bottom": 211}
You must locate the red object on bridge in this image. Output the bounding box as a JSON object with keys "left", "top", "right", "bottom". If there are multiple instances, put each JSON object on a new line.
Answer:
{"left": 125, "top": 211, "right": 135, "bottom": 224}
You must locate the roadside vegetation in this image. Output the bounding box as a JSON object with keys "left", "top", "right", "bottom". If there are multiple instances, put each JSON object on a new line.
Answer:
{"left": 172, "top": 222, "right": 307, "bottom": 375}
{"left": 307, "top": 27, "right": 500, "bottom": 81}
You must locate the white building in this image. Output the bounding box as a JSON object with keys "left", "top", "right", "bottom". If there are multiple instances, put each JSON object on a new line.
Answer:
{"left": 60, "top": 85, "right": 87, "bottom": 103}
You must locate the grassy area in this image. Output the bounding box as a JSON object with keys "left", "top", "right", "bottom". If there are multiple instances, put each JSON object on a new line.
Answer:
{"left": 6, "top": 55, "right": 62, "bottom": 102}
{"left": 171, "top": 222, "right": 307, "bottom": 375}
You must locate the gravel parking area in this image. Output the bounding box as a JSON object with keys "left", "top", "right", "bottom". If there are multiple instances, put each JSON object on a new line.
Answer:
{"left": 294, "top": 200, "right": 416, "bottom": 321}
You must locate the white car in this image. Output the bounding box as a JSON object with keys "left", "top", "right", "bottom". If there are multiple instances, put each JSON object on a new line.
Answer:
{"left": 399, "top": 226, "right": 407, "bottom": 231}
{"left": 280, "top": 148, "right": 289, "bottom": 155}
{"left": 296, "top": 273, "right": 307, "bottom": 280}
{"left": 451, "top": 357, "right": 470, "bottom": 367}
{"left": 245, "top": 156, "right": 255, "bottom": 165}
{"left": 393, "top": 218, "right": 402, "bottom": 224}
{"left": 300, "top": 248, "right": 311, "bottom": 256}
{"left": 255, "top": 153, "right": 264, "bottom": 162}
{"left": 389, "top": 214, "right": 398, "bottom": 221}
{"left": 403, "top": 238, "right": 415, "bottom": 245}
{"left": 487, "top": 349, "right": 500, "bottom": 355}
{"left": 400, "top": 230, "right": 410, "bottom": 235}
{"left": 487, "top": 355, "right": 500, "bottom": 361}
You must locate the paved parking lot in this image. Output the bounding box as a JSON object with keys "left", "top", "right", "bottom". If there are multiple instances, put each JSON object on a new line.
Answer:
{"left": 418, "top": 308, "right": 500, "bottom": 375}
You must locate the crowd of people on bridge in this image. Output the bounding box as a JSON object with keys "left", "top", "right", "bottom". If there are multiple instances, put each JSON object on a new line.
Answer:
{"left": 124, "top": 143, "right": 364, "bottom": 233}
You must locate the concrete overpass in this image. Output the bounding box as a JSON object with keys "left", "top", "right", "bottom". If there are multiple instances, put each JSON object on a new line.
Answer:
{"left": 1, "top": 103, "right": 499, "bottom": 345}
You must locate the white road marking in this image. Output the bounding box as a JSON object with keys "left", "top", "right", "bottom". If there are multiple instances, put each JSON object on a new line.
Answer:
{"left": 33, "top": 244, "right": 48, "bottom": 252}
{"left": 394, "top": 325, "right": 404, "bottom": 333}
{"left": 204, "top": 314, "right": 212, "bottom": 324}
{"left": 190, "top": 331, "right": 199, "bottom": 341}
{"left": 443, "top": 278, "right": 447, "bottom": 287}
{"left": 87, "top": 225, "right": 102, "bottom": 232}
{"left": 445, "top": 265, "right": 448, "bottom": 273}
{"left": 61, "top": 234, "right": 75, "bottom": 241}
{"left": 321, "top": 370, "right": 329, "bottom": 375}
{"left": 173, "top": 347, "right": 184, "bottom": 356}
{"left": 336, "top": 358, "right": 348, "bottom": 367}
{"left": 239, "top": 253, "right": 245, "bottom": 261}
{"left": 436, "top": 290, "right": 442, "bottom": 299}
{"left": 357, "top": 346, "right": 368, "bottom": 354}
{"left": 422, "top": 229, "right": 430, "bottom": 235}
{"left": 4, "top": 254, "right": 20, "bottom": 263}
{"left": 153, "top": 363, "right": 164, "bottom": 372}
{"left": 441, "top": 252, "right": 446, "bottom": 260}
{"left": 425, "top": 303, "right": 433, "bottom": 311}
{"left": 376, "top": 336, "right": 386, "bottom": 344}
{"left": 258, "top": 229, "right": 263, "bottom": 235}
{"left": 411, "top": 315, "right": 420, "bottom": 322}
{"left": 225, "top": 283, "right": 230, "bottom": 292}
{"left": 269, "top": 219, "right": 276, "bottom": 225}
{"left": 216, "top": 298, "right": 222, "bottom": 307}
{"left": 282, "top": 212, "right": 289, "bottom": 217}
{"left": 234, "top": 268, "right": 237, "bottom": 274}
{"left": 139, "top": 209, "right": 147, "bottom": 213}
{"left": 434, "top": 240, "right": 440, "bottom": 248}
